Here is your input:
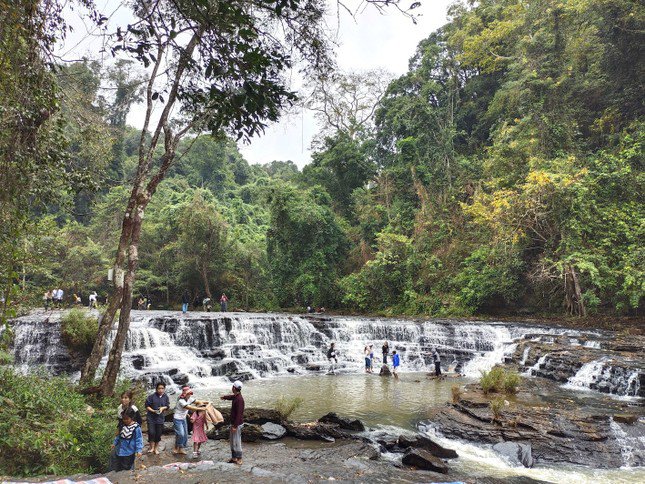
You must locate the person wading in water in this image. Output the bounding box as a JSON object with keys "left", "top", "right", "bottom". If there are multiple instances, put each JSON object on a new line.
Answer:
{"left": 221, "top": 380, "right": 245, "bottom": 464}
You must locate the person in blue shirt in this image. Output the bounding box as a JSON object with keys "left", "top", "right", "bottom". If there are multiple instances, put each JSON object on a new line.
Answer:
{"left": 112, "top": 408, "right": 143, "bottom": 471}
{"left": 392, "top": 350, "right": 400, "bottom": 378}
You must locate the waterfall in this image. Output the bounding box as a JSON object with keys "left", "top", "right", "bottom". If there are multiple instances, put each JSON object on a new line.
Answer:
{"left": 7, "top": 311, "right": 643, "bottom": 399}
{"left": 562, "top": 358, "right": 642, "bottom": 397}
{"left": 523, "top": 354, "right": 548, "bottom": 376}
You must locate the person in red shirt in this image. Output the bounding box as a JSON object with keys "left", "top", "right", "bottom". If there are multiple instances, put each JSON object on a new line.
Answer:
{"left": 219, "top": 293, "right": 229, "bottom": 312}
{"left": 220, "top": 380, "right": 244, "bottom": 464}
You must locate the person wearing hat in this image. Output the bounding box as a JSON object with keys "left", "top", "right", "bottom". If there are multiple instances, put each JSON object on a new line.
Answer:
{"left": 220, "top": 380, "right": 245, "bottom": 464}
{"left": 173, "top": 386, "right": 210, "bottom": 455}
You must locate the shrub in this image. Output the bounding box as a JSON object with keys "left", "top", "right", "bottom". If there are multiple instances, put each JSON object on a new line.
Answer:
{"left": 480, "top": 366, "right": 505, "bottom": 394}
{"left": 503, "top": 370, "right": 521, "bottom": 394}
{"left": 0, "top": 367, "right": 115, "bottom": 477}
{"left": 480, "top": 367, "right": 522, "bottom": 395}
{"left": 60, "top": 309, "right": 98, "bottom": 356}
{"left": 451, "top": 385, "right": 462, "bottom": 403}
{"left": 490, "top": 396, "right": 506, "bottom": 420}
{"left": 274, "top": 396, "right": 304, "bottom": 420}
{"left": 0, "top": 349, "right": 13, "bottom": 365}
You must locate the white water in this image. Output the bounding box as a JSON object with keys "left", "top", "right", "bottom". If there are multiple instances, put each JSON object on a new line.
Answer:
{"left": 524, "top": 354, "right": 548, "bottom": 376}
{"left": 563, "top": 357, "right": 642, "bottom": 398}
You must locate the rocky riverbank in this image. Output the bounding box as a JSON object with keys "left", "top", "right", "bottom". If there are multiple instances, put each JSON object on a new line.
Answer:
{"left": 428, "top": 378, "right": 645, "bottom": 469}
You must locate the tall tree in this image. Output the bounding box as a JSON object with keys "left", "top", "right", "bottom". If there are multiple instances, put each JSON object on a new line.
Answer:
{"left": 81, "top": 0, "right": 335, "bottom": 395}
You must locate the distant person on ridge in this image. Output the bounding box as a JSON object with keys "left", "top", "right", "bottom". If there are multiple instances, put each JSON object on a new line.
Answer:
{"left": 327, "top": 342, "right": 338, "bottom": 374}
{"left": 89, "top": 291, "right": 98, "bottom": 309}
{"left": 220, "top": 293, "right": 229, "bottom": 312}
{"left": 182, "top": 290, "right": 190, "bottom": 314}
{"left": 382, "top": 341, "right": 390, "bottom": 365}
{"left": 432, "top": 348, "right": 442, "bottom": 377}
{"left": 220, "top": 380, "right": 245, "bottom": 465}
{"left": 392, "top": 350, "right": 400, "bottom": 378}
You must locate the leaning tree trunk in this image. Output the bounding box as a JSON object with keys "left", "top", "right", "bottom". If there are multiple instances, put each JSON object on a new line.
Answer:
{"left": 79, "top": 194, "right": 138, "bottom": 385}
{"left": 199, "top": 261, "right": 212, "bottom": 299}
{"left": 99, "top": 203, "right": 145, "bottom": 396}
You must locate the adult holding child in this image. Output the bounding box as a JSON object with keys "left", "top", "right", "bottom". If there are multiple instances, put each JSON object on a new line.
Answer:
{"left": 145, "top": 382, "right": 170, "bottom": 454}
{"left": 173, "top": 386, "right": 211, "bottom": 455}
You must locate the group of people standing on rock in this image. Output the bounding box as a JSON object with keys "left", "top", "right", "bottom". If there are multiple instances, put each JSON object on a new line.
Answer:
{"left": 43, "top": 288, "right": 100, "bottom": 309}
{"left": 326, "top": 341, "right": 442, "bottom": 378}
{"left": 182, "top": 291, "right": 229, "bottom": 314}
{"left": 109, "top": 380, "right": 245, "bottom": 472}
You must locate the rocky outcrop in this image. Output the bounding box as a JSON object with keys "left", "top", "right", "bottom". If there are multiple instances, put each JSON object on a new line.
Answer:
{"left": 428, "top": 385, "right": 645, "bottom": 468}
{"left": 513, "top": 334, "right": 645, "bottom": 398}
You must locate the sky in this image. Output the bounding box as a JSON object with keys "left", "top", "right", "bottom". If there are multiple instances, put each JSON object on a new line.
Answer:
{"left": 59, "top": 0, "right": 453, "bottom": 168}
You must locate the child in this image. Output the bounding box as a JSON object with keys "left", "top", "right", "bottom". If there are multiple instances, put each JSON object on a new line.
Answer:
{"left": 392, "top": 350, "right": 400, "bottom": 378}
{"left": 190, "top": 408, "right": 208, "bottom": 458}
{"left": 117, "top": 390, "right": 142, "bottom": 429}
{"left": 112, "top": 408, "right": 143, "bottom": 472}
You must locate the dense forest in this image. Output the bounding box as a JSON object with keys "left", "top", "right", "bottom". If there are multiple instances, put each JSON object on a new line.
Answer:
{"left": 2, "top": 0, "right": 643, "bottom": 319}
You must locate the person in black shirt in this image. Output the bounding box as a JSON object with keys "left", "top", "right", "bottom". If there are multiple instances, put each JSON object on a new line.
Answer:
{"left": 327, "top": 342, "right": 338, "bottom": 374}
{"left": 382, "top": 341, "right": 390, "bottom": 365}
{"left": 145, "top": 382, "right": 169, "bottom": 454}
{"left": 221, "top": 380, "right": 245, "bottom": 464}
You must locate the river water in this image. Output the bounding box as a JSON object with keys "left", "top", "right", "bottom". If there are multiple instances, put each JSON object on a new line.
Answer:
{"left": 200, "top": 372, "right": 645, "bottom": 484}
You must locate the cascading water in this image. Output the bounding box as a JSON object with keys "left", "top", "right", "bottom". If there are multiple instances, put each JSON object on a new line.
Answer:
{"left": 7, "top": 310, "right": 644, "bottom": 399}
{"left": 563, "top": 357, "right": 643, "bottom": 397}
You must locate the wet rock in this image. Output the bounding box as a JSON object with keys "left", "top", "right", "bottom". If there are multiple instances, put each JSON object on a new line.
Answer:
{"left": 318, "top": 412, "right": 365, "bottom": 431}
{"left": 376, "top": 435, "right": 399, "bottom": 452}
{"left": 261, "top": 422, "right": 286, "bottom": 439}
{"left": 131, "top": 354, "right": 145, "bottom": 370}
{"left": 228, "top": 371, "right": 255, "bottom": 382}
{"left": 305, "top": 363, "right": 321, "bottom": 371}
{"left": 207, "top": 424, "right": 262, "bottom": 442}
{"left": 613, "top": 414, "right": 638, "bottom": 425}
{"left": 401, "top": 449, "right": 449, "bottom": 474}
{"left": 379, "top": 364, "right": 392, "bottom": 376}
{"left": 398, "top": 434, "right": 458, "bottom": 459}
{"left": 493, "top": 441, "right": 534, "bottom": 468}
{"left": 167, "top": 368, "right": 189, "bottom": 386}
{"left": 216, "top": 407, "right": 283, "bottom": 425}
{"left": 429, "top": 389, "right": 634, "bottom": 468}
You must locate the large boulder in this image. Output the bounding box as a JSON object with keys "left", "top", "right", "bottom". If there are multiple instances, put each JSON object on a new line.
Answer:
{"left": 208, "top": 424, "right": 263, "bottom": 442}
{"left": 401, "top": 449, "right": 449, "bottom": 474}
{"left": 398, "top": 434, "right": 458, "bottom": 459}
{"left": 261, "top": 422, "right": 287, "bottom": 440}
{"left": 318, "top": 412, "right": 365, "bottom": 431}
{"left": 493, "top": 441, "right": 534, "bottom": 468}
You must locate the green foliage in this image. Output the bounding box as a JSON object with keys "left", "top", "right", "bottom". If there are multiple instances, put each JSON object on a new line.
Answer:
{"left": 274, "top": 396, "right": 304, "bottom": 421}
{"left": 60, "top": 309, "right": 98, "bottom": 357}
{"left": 489, "top": 396, "right": 506, "bottom": 420}
{"left": 502, "top": 370, "right": 522, "bottom": 395}
{"left": 0, "top": 367, "right": 115, "bottom": 477}
{"left": 451, "top": 384, "right": 462, "bottom": 403}
{"left": 480, "top": 367, "right": 522, "bottom": 395}
{"left": 480, "top": 366, "right": 506, "bottom": 394}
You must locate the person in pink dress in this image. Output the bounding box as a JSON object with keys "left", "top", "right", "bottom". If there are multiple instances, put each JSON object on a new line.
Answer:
{"left": 190, "top": 409, "right": 208, "bottom": 458}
